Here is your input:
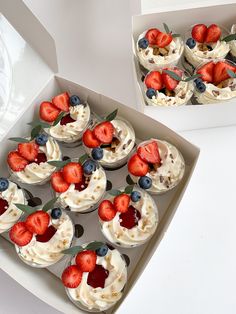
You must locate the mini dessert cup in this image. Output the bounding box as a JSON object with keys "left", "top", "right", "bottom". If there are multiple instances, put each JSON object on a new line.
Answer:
{"left": 229, "top": 24, "right": 236, "bottom": 62}
{"left": 7, "top": 134, "right": 62, "bottom": 185}
{"left": 51, "top": 157, "right": 107, "bottom": 214}
{"left": 99, "top": 186, "right": 158, "bottom": 248}
{"left": 62, "top": 241, "right": 127, "bottom": 312}
{"left": 0, "top": 178, "right": 27, "bottom": 233}
{"left": 144, "top": 67, "right": 194, "bottom": 107}
{"left": 128, "top": 139, "right": 185, "bottom": 195}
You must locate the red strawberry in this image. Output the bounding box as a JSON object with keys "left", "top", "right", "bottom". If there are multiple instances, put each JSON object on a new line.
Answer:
{"left": 162, "top": 68, "right": 183, "bottom": 91}
{"left": 205, "top": 24, "right": 221, "bottom": 43}
{"left": 145, "top": 28, "right": 160, "bottom": 45}
{"left": 25, "top": 211, "right": 50, "bottom": 235}
{"left": 9, "top": 222, "right": 33, "bottom": 246}
{"left": 75, "top": 250, "right": 97, "bottom": 272}
{"left": 52, "top": 92, "right": 70, "bottom": 112}
{"left": 137, "top": 141, "right": 161, "bottom": 164}
{"left": 156, "top": 32, "right": 173, "bottom": 48}
{"left": 62, "top": 162, "right": 83, "bottom": 184}
{"left": 39, "top": 102, "right": 60, "bottom": 122}
{"left": 62, "top": 265, "right": 83, "bottom": 288}
{"left": 36, "top": 225, "right": 57, "bottom": 243}
{"left": 93, "top": 121, "right": 114, "bottom": 144}
{"left": 18, "top": 142, "right": 39, "bottom": 162}
{"left": 145, "top": 71, "right": 163, "bottom": 90}
{"left": 82, "top": 129, "right": 101, "bottom": 148}
{"left": 197, "top": 61, "right": 215, "bottom": 83}
{"left": 191, "top": 24, "right": 207, "bottom": 43}
{"left": 51, "top": 172, "right": 70, "bottom": 193}
{"left": 213, "top": 61, "right": 236, "bottom": 85}
{"left": 98, "top": 200, "right": 117, "bottom": 221}
{"left": 128, "top": 154, "right": 149, "bottom": 177}
{"left": 114, "top": 194, "right": 130, "bottom": 213}
{"left": 7, "top": 151, "right": 29, "bottom": 172}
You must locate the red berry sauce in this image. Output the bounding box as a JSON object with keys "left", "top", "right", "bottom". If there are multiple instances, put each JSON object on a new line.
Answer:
{"left": 60, "top": 114, "right": 76, "bottom": 125}
{"left": 87, "top": 264, "right": 109, "bottom": 288}
{"left": 119, "top": 205, "right": 141, "bottom": 229}
{"left": 75, "top": 175, "right": 89, "bottom": 191}
{"left": 34, "top": 153, "right": 47, "bottom": 165}
{"left": 0, "top": 198, "right": 8, "bottom": 216}
{"left": 36, "top": 225, "right": 57, "bottom": 242}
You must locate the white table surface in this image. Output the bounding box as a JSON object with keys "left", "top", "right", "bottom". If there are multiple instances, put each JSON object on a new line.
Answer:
{"left": 1, "top": 0, "right": 236, "bottom": 313}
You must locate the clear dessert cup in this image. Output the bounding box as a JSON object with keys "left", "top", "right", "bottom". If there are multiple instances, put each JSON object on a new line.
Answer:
{"left": 193, "top": 59, "right": 236, "bottom": 104}
{"left": 83, "top": 117, "right": 136, "bottom": 170}
{"left": 183, "top": 25, "right": 230, "bottom": 74}
{"left": 99, "top": 186, "right": 159, "bottom": 248}
{"left": 229, "top": 24, "right": 236, "bottom": 62}
{"left": 63, "top": 242, "right": 127, "bottom": 312}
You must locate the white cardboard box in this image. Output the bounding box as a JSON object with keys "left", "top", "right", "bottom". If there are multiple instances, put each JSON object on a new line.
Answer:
{"left": 0, "top": 1, "right": 199, "bottom": 313}
{"left": 132, "top": 1, "right": 236, "bottom": 132}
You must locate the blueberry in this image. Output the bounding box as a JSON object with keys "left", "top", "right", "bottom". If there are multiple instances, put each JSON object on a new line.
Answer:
{"left": 51, "top": 208, "right": 62, "bottom": 219}
{"left": 96, "top": 244, "right": 109, "bottom": 257}
{"left": 138, "top": 37, "right": 149, "bottom": 49}
{"left": 194, "top": 78, "right": 203, "bottom": 86}
{"left": 196, "top": 82, "right": 206, "bottom": 93}
{"left": 146, "top": 88, "right": 157, "bottom": 99}
{"left": 83, "top": 159, "right": 97, "bottom": 175}
{"left": 131, "top": 190, "right": 141, "bottom": 202}
{"left": 91, "top": 147, "right": 103, "bottom": 160}
{"left": 0, "top": 178, "right": 9, "bottom": 192}
{"left": 138, "top": 176, "right": 152, "bottom": 189}
{"left": 35, "top": 134, "right": 48, "bottom": 146}
{"left": 186, "top": 38, "right": 196, "bottom": 49}
{"left": 70, "top": 95, "right": 81, "bottom": 106}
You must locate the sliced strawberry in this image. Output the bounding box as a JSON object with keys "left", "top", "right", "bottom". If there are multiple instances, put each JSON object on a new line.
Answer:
{"left": 137, "top": 141, "right": 161, "bottom": 164}
{"left": 162, "top": 68, "right": 183, "bottom": 91}
{"left": 36, "top": 225, "right": 57, "bottom": 243}
{"left": 93, "top": 121, "right": 114, "bottom": 144}
{"left": 62, "top": 265, "right": 83, "bottom": 288}
{"left": 9, "top": 222, "right": 33, "bottom": 246}
{"left": 114, "top": 194, "right": 130, "bottom": 213}
{"left": 62, "top": 162, "right": 83, "bottom": 184}
{"left": 156, "top": 32, "right": 172, "bottom": 48}
{"left": 60, "top": 114, "right": 76, "bottom": 125}
{"left": 82, "top": 129, "right": 101, "bottom": 148}
{"left": 52, "top": 92, "right": 70, "bottom": 112}
{"left": 145, "top": 28, "right": 160, "bottom": 45}
{"left": 18, "top": 142, "right": 39, "bottom": 162}
{"left": 191, "top": 24, "right": 207, "bottom": 43}
{"left": 98, "top": 200, "right": 117, "bottom": 221}
{"left": 39, "top": 102, "right": 60, "bottom": 122}
{"left": 75, "top": 250, "right": 97, "bottom": 273}
{"left": 205, "top": 24, "right": 221, "bottom": 43}
{"left": 51, "top": 172, "right": 70, "bottom": 193}
{"left": 145, "top": 71, "right": 163, "bottom": 90}
{"left": 197, "top": 61, "right": 215, "bottom": 83}
{"left": 213, "top": 61, "right": 236, "bottom": 85}
{"left": 128, "top": 154, "right": 149, "bottom": 177}
{"left": 25, "top": 211, "right": 50, "bottom": 235}
{"left": 7, "top": 151, "right": 29, "bottom": 172}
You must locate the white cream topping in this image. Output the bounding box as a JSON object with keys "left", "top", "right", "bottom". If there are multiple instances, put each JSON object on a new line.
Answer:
{"left": 47, "top": 104, "right": 90, "bottom": 143}
{"left": 0, "top": 181, "right": 26, "bottom": 233}
{"left": 17, "top": 210, "right": 74, "bottom": 267}
{"left": 12, "top": 137, "right": 61, "bottom": 185}
{"left": 230, "top": 24, "right": 236, "bottom": 57}
{"left": 68, "top": 248, "right": 127, "bottom": 311}
{"left": 137, "top": 30, "right": 184, "bottom": 71}
{"left": 100, "top": 188, "right": 158, "bottom": 247}
{"left": 58, "top": 167, "right": 107, "bottom": 212}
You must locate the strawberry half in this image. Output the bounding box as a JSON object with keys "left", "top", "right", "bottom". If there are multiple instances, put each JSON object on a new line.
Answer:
{"left": 52, "top": 92, "right": 70, "bottom": 112}
{"left": 205, "top": 24, "right": 221, "bottom": 43}
{"left": 213, "top": 61, "right": 236, "bottom": 85}
{"left": 62, "top": 265, "right": 83, "bottom": 288}
{"left": 137, "top": 141, "right": 161, "bottom": 164}
{"left": 75, "top": 250, "right": 97, "bottom": 273}
{"left": 82, "top": 129, "right": 101, "bottom": 148}
{"left": 162, "top": 68, "right": 183, "bottom": 91}
{"left": 197, "top": 61, "right": 215, "bottom": 83}
{"left": 93, "top": 121, "right": 114, "bottom": 144}
{"left": 51, "top": 172, "right": 70, "bottom": 193}
{"left": 156, "top": 32, "right": 172, "bottom": 48}
{"left": 62, "top": 162, "right": 83, "bottom": 184}
{"left": 128, "top": 154, "right": 149, "bottom": 177}
{"left": 25, "top": 211, "right": 50, "bottom": 235}
{"left": 145, "top": 28, "right": 160, "bottom": 45}
{"left": 114, "top": 194, "right": 130, "bottom": 213}
{"left": 98, "top": 200, "right": 117, "bottom": 221}
{"left": 7, "top": 151, "right": 29, "bottom": 172}
{"left": 191, "top": 24, "right": 207, "bottom": 43}
{"left": 9, "top": 222, "right": 33, "bottom": 246}
{"left": 39, "top": 102, "right": 60, "bottom": 122}
{"left": 145, "top": 71, "right": 163, "bottom": 90}
{"left": 18, "top": 142, "right": 39, "bottom": 162}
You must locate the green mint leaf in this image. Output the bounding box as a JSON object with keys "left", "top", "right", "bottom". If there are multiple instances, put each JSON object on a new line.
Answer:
{"left": 28, "top": 120, "right": 51, "bottom": 129}
{"left": 8, "top": 137, "right": 30, "bottom": 143}
{"left": 108, "top": 189, "right": 122, "bottom": 196}
{"left": 79, "top": 153, "right": 89, "bottom": 165}
{"left": 53, "top": 111, "right": 65, "bottom": 126}
{"left": 163, "top": 69, "right": 182, "bottom": 81}
{"left": 184, "top": 73, "right": 201, "bottom": 82}
{"left": 31, "top": 125, "right": 42, "bottom": 140}
{"left": 105, "top": 109, "right": 118, "bottom": 122}
{"left": 172, "top": 33, "right": 181, "bottom": 38}
{"left": 163, "top": 23, "right": 170, "bottom": 33}
{"left": 227, "top": 69, "right": 236, "bottom": 78}
{"left": 47, "top": 159, "right": 71, "bottom": 169}
{"left": 42, "top": 197, "right": 58, "bottom": 212}
{"left": 124, "top": 185, "right": 134, "bottom": 194}
{"left": 222, "top": 34, "right": 236, "bottom": 42}
{"left": 92, "top": 112, "right": 104, "bottom": 122}
{"left": 14, "top": 203, "right": 35, "bottom": 214}
{"left": 62, "top": 246, "right": 84, "bottom": 255}
{"left": 85, "top": 241, "right": 104, "bottom": 251}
